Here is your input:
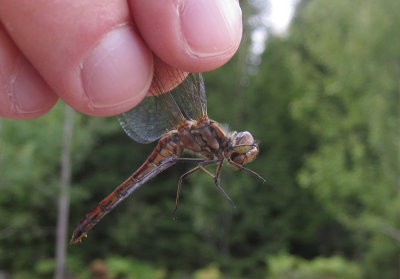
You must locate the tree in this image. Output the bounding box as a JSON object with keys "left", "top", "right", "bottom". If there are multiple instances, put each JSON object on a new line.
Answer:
{"left": 287, "top": 0, "right": 400, "bottom": 277}
{"left": 55, "top": 106, "right": 74, "bottom": 279}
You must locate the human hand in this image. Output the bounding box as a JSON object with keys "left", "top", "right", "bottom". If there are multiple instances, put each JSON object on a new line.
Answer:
{"left": 0, "top": 0, "right": 242, "bottom": 119}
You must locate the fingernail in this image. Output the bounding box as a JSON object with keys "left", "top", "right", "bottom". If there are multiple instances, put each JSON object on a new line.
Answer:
{"left": 11, "top": 61, "right": 54, "bottom": 114}
{"left": 179, "top": 0, "right": 242, "bottom": 57}
{"left": 82, "top": 26, "right": 152, "bottom": 109}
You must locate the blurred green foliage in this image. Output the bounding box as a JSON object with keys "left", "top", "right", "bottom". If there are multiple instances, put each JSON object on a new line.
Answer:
{"left": 1, "top": 0, "right": 399, "bottom": 278}
{"left": 266, "top": 253, "right": 361, "bottom": 279}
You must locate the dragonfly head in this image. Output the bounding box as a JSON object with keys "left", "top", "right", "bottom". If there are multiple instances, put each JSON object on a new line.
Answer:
{"left": 229, "top": 131, "right": 259, "bottom": 165}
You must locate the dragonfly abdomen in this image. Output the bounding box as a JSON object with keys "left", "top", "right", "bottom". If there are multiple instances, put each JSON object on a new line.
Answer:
{"left": 70, "top": 133, "right": 182, "bottom": 244}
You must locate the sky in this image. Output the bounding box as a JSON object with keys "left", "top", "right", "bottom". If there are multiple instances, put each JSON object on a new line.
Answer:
{"left": 267, "top": 0, "right": 298, "bottom": 34}
{"left": 250, "top": 0, "right": 299, "bottom": 56}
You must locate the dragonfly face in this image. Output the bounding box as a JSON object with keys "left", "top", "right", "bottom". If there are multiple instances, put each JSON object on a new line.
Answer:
{"left": 228, "top": 131, "right": 259, "bottom": 166}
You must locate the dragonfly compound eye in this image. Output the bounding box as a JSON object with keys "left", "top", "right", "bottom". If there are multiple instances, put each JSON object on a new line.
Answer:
{"left": 231, "top": 131, "right": 259, "bottom": 165}
{"left": 232, "top": 131, "right": 254, "bottom": 154}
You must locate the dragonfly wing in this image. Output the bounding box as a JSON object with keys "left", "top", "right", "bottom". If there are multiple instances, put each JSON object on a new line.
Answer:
{"left": 118, "top": 96, "right": 172, "bottom": 143}
{"left": 170, "top": 73, "right": 207, "bottom": 120}
{"left": 118, "top": 73, "right": 207, "bottom": 143}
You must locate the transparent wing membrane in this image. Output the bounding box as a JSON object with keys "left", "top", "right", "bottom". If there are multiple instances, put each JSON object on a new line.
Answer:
{"left": 169, "top": 73, "right": 207, "bottom": 121}
{"left": 118, "top": 70, "right": 207, "bottom": 143}
{"left": 118, "top": 96, "right": 172, "bottom": 143}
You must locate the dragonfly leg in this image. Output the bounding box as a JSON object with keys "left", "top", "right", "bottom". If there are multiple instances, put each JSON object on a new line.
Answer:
{"left": 173, "top": 159, "right": 240, "bottom": 217}
{"left": 173, "top": 165, "right": 201, "bottom": 219}
{"left": 211, "top": 161, "right": 237, "bottom": 209}
{"left": 173, "top": 158, "right": 207, "bottom": 163}
{"left": 197, "top": 160, "right": 237, "bottom": 209}
{"left": 173, "top": 159, "right": 219, "bottom": 219}
{"left": 197, "top": 159, "right": 221, "bottom": 178}
{"left": 227, "top": 159, "right": 266, "bottom": 183}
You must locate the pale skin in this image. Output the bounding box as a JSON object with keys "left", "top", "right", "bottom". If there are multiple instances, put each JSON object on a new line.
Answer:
{"left": 0, "top": 0, "right": 242, "bottom": 119}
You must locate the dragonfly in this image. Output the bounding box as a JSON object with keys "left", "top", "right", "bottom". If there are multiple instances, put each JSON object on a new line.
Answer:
{"left": 71, "top": 66, "right": 265, "bottom": 244}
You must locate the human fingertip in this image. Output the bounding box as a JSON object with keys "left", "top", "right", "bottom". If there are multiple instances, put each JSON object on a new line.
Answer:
{"left": 81, "top": 25, "right": 153, "bottom": 114}
{"left": 179, "top": 0, "right": 242, "bottom": 58}
{"left": 0, "top": 62, "right": 57, "bottom": 119}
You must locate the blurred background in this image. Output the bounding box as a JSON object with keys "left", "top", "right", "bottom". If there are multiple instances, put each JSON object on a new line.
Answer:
{"left": 1, "top": 0, "right": 399, "bottom": 278}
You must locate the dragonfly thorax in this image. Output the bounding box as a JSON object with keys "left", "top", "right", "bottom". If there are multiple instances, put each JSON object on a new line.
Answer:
{"left": 226, "top": 131, "right": 259, "bottom": 166}
{"left": 177, "top": 118, "right": 228, "bottom": 160}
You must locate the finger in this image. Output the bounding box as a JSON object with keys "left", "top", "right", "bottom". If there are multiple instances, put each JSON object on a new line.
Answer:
{"left": 130, "top": 0, "right": 242, "bottom": 73}
{"left": 0, "top": 0, "right": 153, "bottom": 116}
{"left": 0, "top": 25, "right": 57, "bottom": 119}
